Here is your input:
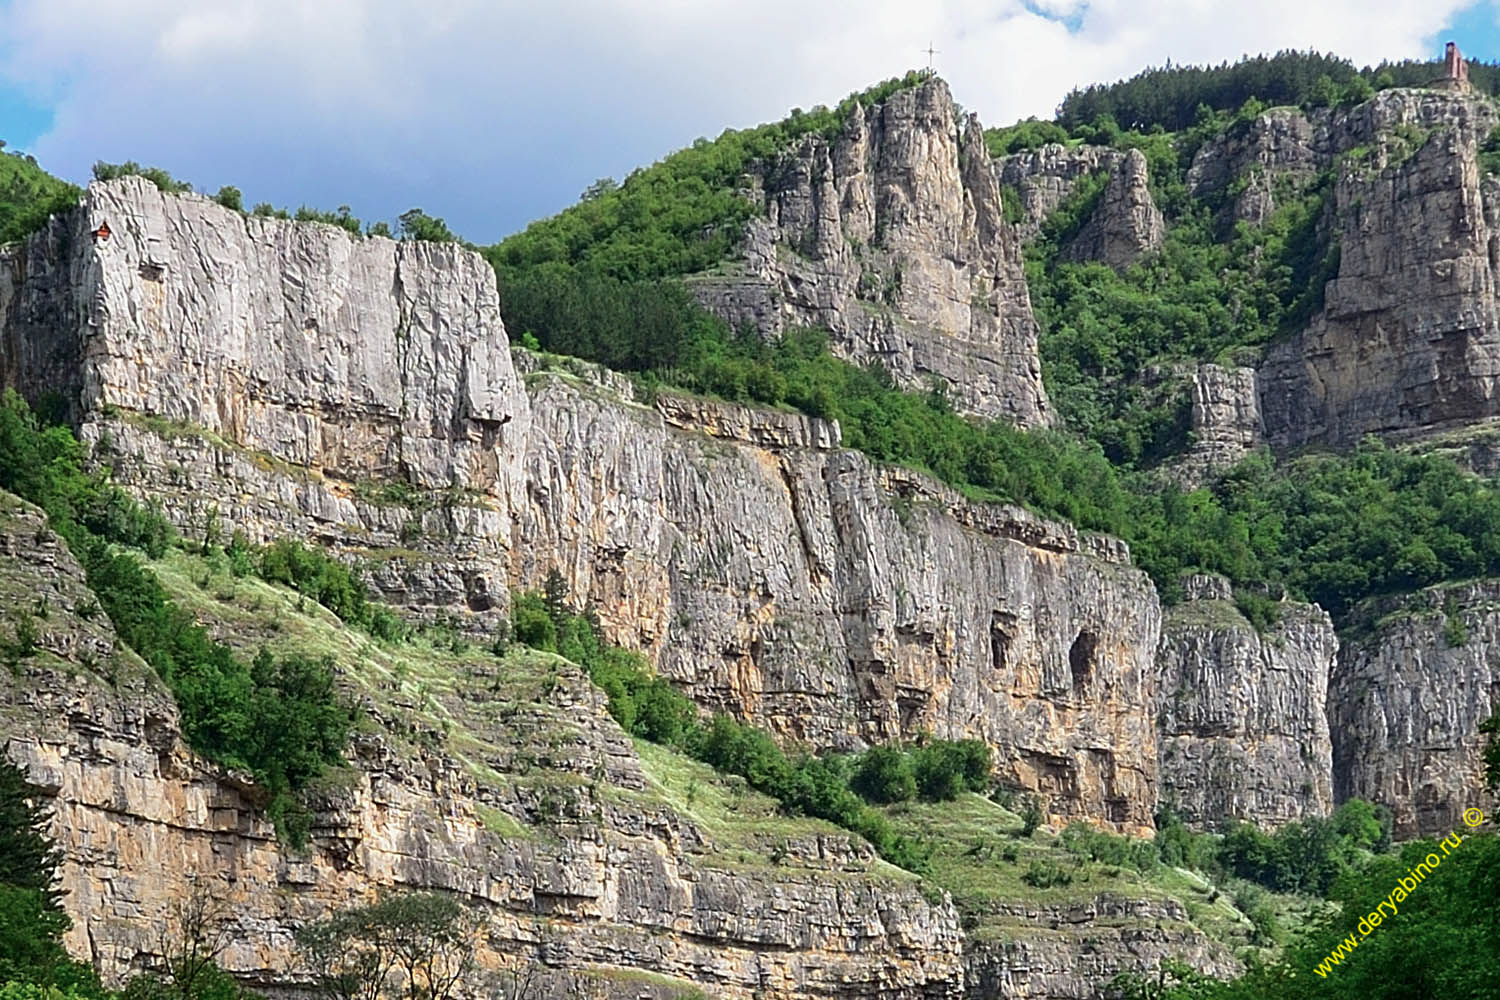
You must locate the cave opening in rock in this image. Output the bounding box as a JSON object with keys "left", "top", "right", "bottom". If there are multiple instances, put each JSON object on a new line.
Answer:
{"left": 1069, "top": 630, "right": 1098, "bottom": 690}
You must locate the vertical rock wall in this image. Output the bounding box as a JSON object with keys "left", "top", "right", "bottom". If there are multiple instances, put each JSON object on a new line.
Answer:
{"left": 1, "top": 176, "right": 1166, "bottom": 831}
{"left": 691, "top": 78, "right": 1052, "bottom": 426}
{"left": 1331, "top": 581, "right": 1500, "bottom": 837}
{"left": 1254, "top": 90, "right": 1500, "bottom": 448}
{"left": 1156, "top": 576, "right": 1336, "bottom": 827}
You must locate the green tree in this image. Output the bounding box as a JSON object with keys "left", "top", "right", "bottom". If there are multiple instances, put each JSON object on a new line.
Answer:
{"left": 0, "top": 759, "right": 101, "bottom": 994}
{"left": 0, "top": 759, "right": 63, "bottom": 907}
{"left": 850, "top": 745, "right": 916, "bottom": 804}
{"left": 397, "top": 210, "right": 458, "bottom": 244}
{"left": 296, "top": 894, "right": 478, "bottom": 1000}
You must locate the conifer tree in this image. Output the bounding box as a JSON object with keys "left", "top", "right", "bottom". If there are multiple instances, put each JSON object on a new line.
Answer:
{"left": 0, "top": 756, "right": 64, "bottom": 909}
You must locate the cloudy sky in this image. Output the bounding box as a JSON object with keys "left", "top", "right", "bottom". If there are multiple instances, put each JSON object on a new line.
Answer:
{"left": 1, "top": 0, "right": 1496, "bottom": 243}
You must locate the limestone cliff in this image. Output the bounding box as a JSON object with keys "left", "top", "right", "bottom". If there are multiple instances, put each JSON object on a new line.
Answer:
{"left": 689, "top": 77, "right": 1051, "bottom": 425}
{"left": 1, "top": 176, "right": 1161, "bottom": 832}
{"left": 1230, "top": 90, "right": 1500, "bottom": 449}
{"left": 995, "top": 144, "right": 1126, "bottom": 242}
{"left": 516, "top": 368, "right": 1160, "bottom": 831}
{"left": 1158, "top": 364, "right": 1263, "bottom": 487}
{"left": 1186, "top": 108, "right": 1320, "bottom": 226}
{"left": 1331, "top": 581, "right": 1500, "bottom": 838}
{"left": 0, "top": 162, "right": 1381, "bottom": 1000}
{"left": 0, "top": 488, "right": 966, "bottom": 999}
{"left": 1059, "top": 148, "right": 1165, "bottom": 270}
{"left": 1156, "top": 576, "right": 1336, "bottom": 828}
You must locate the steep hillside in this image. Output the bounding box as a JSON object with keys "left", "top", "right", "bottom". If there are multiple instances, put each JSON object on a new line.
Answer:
{"left": 4, "top": 48, "right": 1500, "bottom": 1000}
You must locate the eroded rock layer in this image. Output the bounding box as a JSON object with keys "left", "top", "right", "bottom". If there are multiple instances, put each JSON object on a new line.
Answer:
{"left": 0, "top": 490, "right": 965, "bottom": 999}
{"left": 1, "top": 176, "right": 1162, "bottom": 832}
{"left": 1331, "top": 581, "right": 1500, "bottom": 838}
{"left": 690, "top": 78, "right": 1051, "bottom": 425}
{"left": 1156, "top": 576, "right": 1336, "bottom": 827}
{"left": 1248, "top": 90, "right": 1500, "bottom": 448}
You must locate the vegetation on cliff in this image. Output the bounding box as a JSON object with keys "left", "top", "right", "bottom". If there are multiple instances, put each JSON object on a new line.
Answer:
{"left": 0, "top": 760, "right": 103, "bottom": 997}
{"left": 0, "top": 391, "right": 354, "bottom": 843}
{"left": 486, "top": 71, "right": 926, "bottom": 286}
{"left": 0, "top": 149, "right": 79, "bottom": 246}
{"left": 1115, "top": 832, "right": 1500, "bottom": 999}
{"left": 1026, "top": 145, "right": 1336, "bottom": 466}
{"left": 508, "top": 571, "right": 992, "bottom": 872}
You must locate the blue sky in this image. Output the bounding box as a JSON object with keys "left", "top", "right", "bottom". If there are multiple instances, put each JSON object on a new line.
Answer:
{"left": 1, "top": 1, "right": 1497, "bottom": 244}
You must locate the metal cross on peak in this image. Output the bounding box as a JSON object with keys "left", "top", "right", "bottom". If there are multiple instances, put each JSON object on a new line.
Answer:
{"left": 922, "top": 42, "right": 940, "bottom": 70}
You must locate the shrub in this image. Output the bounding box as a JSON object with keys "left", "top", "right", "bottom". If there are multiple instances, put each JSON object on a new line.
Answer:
{"left": 851, "top": 744, "right": 916, "bottom": 804}
{"left": 1019, "top": 795, "right": 1045, "bottom": 837}
{"left": 1021, "top": 860, "right": 1073, "bottom": 888}
{"left": 1060, "top": 822, "right": 1159, "bottom": 873}
{"left": 910, "top": 740, "right": 991, "bottom": 801}
{"left": 91, "top": 161, "right": 192, "bottom": 193}
{"left": 256, "top": 538, "right": 406, "bottom": 641}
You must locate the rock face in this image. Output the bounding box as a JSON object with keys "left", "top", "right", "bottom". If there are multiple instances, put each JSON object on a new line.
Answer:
{"left": 1, "top": 176, "right": 531, "bottom": 614}
{"left": 995, "top": 144, "right": 1126, "bottom": 241}
{"left": 963, "top": 896, "right": 1240, "bottom": 1000}
{"left": 1251, "top": 90, "right": 1500, "bottom": 448}
{"left": 1331, "top": 581, "right": 1500, "bottom": 838}
{"left": 517, "top": 369, "right": 1161, "bottom": 831}
{"left": 1060, "top": 148, "right": 1165, "bottom": 269}
{"left": 1187, "top": 108, "right": 1321, "bottom": 225}
{"left": 689, "top": 77, "right": 1052, "bottom": 426}
{"left": 0, "top": 489, "right": 965, "bottom": 998}
{"left": 995, "top": 143, "right": 1166, "bottom": 268}
{"left": 1156, "top": 576, "right": 1337, "bottom": 827}
{"left": 1165, "top": 364, "right": 1263, "bottom": 486}
{"left": 1, "top": 176, "right": 1163, "bottom": 832}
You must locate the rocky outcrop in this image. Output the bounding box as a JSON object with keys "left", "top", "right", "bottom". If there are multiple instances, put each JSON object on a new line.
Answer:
{"left": 995, "top": 145, "right": 1125, "bottom": 241}
{"left": 1187, "top": 108, "right": 1321, "bottom": 225}
{"left": 1, "top": 175, "right": 530, "bottom": 614}
{"left": 516, "top": 369, "right": 1161, "bottom": 831}
{"left": 1165, "top": 365, "right": 1263, "bottom": 486}
{"left": 1060, "top": 148, "right": 1165, "bottom": 269}
{"left": 963, "top": 896, "right": 1239, "bottom": 999}
{"left": 0, "top": 487, "right": 966, "bottom": 998}
{"left": 1331, "top": 581, "right": 1500, "bottom": 838}
{"left": 689, "top": 77, "right": 1052, "bottom": 426}
{"left": 1156, "top": 576, "right": 1336, "bottom": 828}
{"left": 1, "top": 176, "right": 1163, "bottom": 832}
{"left": 1254, "top": 89, "right": 1500, "bottom": 449}
{"left": 995, "top": 143, "right": 1166, "bottom": 268}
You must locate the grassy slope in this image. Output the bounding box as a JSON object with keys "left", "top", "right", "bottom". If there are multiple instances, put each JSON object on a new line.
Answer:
{"left": 144, "top": 540, "right": 1312, "bottom": 963}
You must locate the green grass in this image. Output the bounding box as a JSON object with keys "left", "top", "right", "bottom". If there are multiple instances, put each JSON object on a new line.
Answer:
{"left": 631, "top": 740, "right": 871, "bottom": 866}
{"left": 877, "top": 792, "right": 1304, "bottom": 954}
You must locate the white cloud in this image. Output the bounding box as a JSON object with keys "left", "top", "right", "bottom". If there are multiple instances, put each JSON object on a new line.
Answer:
{"left": 0, "top": 0, "right": 1476, "bottom": 239}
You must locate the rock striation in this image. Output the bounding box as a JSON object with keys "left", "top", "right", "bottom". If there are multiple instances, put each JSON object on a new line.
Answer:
{"left": 1234, "top": 90, "right": 1500, "bottom": 449}
{"left": 516, "top": 368, "right": 1161, "bottom": 831}
{"left": 1156, "top": 577, "right": 1336, "bottom": 827}
{"left": 963, "top": 896, "right": 1239, "bottom": 999}
{"left": 1060, "top": 148, "right": 1165, "bottom": 269}
{"left": 689, "top": 77, "right": 1052, "bottom": 425}
{"left": 0, "top": 488, "right": 965, "bottom": 998}
{"left": 1164, "top": 364, "right": 1263, "bottom": 486}
{"left": 1331, "top": 581, "right": 1500, "bottom": 838}
{"left": 2, "top": 176, "right": 1162, "bottom": 832}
